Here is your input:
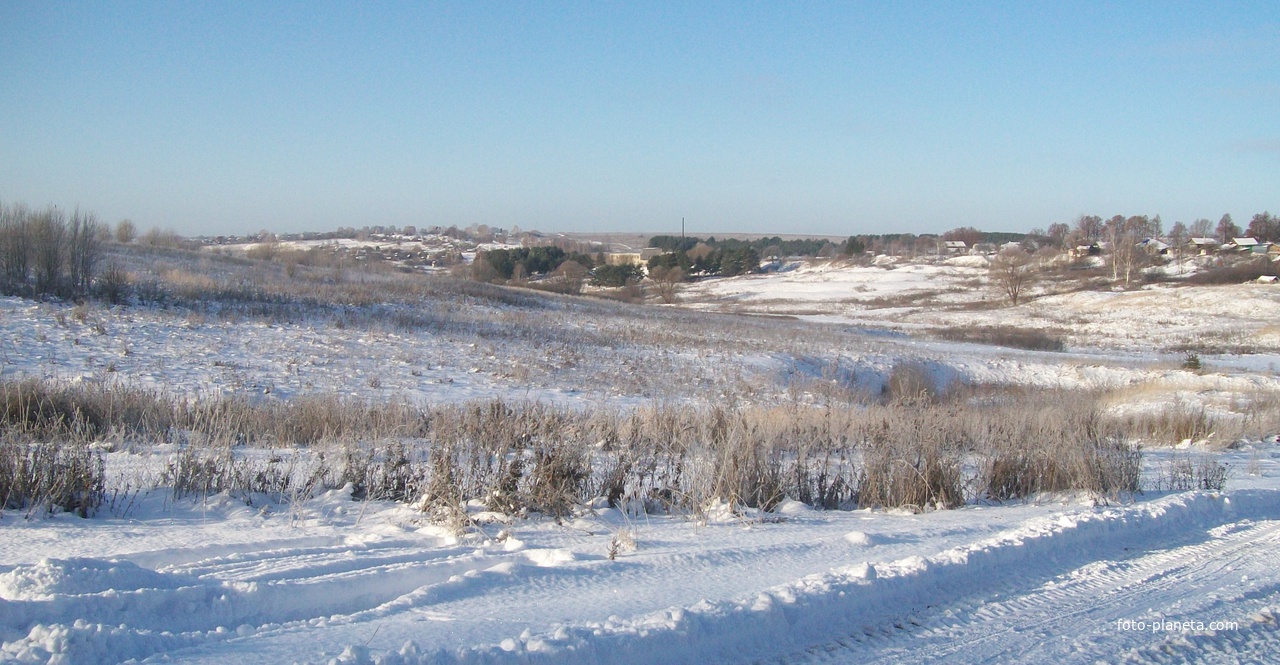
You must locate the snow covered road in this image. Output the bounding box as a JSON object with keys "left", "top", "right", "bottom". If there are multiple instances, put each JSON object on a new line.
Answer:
{"left": 793, "top": 503, "right": 1280, "bottom": 664}
{"left": 4, "top": 487, "right": 1279, "bottom": 664}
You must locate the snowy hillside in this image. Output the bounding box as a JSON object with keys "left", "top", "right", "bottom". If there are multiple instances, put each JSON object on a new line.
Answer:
{"left": 3, "top": 252, "right": 1280, "bottom": 663}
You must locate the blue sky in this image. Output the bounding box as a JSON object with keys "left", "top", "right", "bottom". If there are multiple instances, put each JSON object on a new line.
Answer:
{"left": 2, "top": 2, "right": 1276, "bottom": 237}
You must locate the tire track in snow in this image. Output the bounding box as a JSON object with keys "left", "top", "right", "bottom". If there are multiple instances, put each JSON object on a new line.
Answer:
{"left": 7, "top": 491, "right": 1279, "bottom": 664}
{"left": 793, "top": 519, "right": 1280, "bottom": 664}
{"left": 354, "top": 490, "right": 1280, "bottom": 665}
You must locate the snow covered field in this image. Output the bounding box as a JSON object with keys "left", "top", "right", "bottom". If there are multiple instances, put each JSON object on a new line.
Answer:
{"left": 3, "top": 254, "right": 1280, "bottom": 663}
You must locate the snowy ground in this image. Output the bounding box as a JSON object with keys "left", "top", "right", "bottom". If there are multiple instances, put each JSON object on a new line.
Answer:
{"left": 4, "top": 256, "right": 1280, "bottom": 663}
{"left": 682, "top": 257, "right": 1280, "bottom": 355}
{"left": 4, "top": 448, "right": 1279, "bottom": 664}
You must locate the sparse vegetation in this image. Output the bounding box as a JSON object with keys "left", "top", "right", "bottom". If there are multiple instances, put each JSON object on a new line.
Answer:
{"left": 0, "top": 378, "right": 1162, "bottom": 516}
{"left": 1185, "top": 258, "right": 1278, "bottom": 285}
{"left": 988, "top": 247, "right": 1036, "bottom": 305}
{"left": 649, "top": 264, "right": 683, "bottom": 303}
{"left": 3, "top": 212, "right": 1277, "bottom": 525}
{"left": 935, "top": 326, "right": 1066, "bottom": 352}
{"left": 1153, "top": 453, "right": 1230, "bottom": 492}
{"left": 0, "top": 202, "right": 105, "bottom": 299}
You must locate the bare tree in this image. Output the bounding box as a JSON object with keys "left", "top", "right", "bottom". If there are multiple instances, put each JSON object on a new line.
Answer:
{"left": 649, "top": 265, "right": 684, "bottom": 304}
{"left": 1217, "top": 214, "right": 1240, "bottom": 243}
{"left": 1189, "top": 218, "right": 1213, "bottom": 238}
{"left": 31, "top": 207, "right": 66, "bottom": 295}
{"left": 1169, "top": 221, "right": 1188, "bottom": 275}
{"left": 115, "top": 219, "right": 137, "bottom": 244}
{"left": 551, "top": 260, "right": 587, "bottom": 295}
{"left": 0, "top": 202, "right": 32, "bottom": 288}
{"left": 98, "top": 260, "right": 131, "bottom": 304}
{"left": 1075, "top": 215, "right": 1104, "bottom": 242}
{"left": 989, "top": 247, "right": 1035, "bottom": 306}
{"left": 1106, "top": 215, "right": 1150, "bottom": 287}
{"left": 67, "top": 208, "right": 103, "bottom": 296}
{"left": 1247, "top": 211, "right": 1279, "bottom": 243}
{"left": 469, "top": 252, "right": 499, "bottom": 283}
{"left": 1046, "top": 222, "right": 1070, "bottom": 248}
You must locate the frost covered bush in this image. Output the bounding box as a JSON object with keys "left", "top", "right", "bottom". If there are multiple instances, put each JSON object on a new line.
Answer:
{"left": 858, "top": 443, "right": 964, "bottom": 510}
{"left": 977, "top": 397, "right": 1140, "bottom": 501}
{"left": 1, "top": 379, "right": 1156, "bottom": 514}
{"left": 1155, "top": 454, "right": 1230, "bottom": 492}
{"left": 0, "top": 440, "right": 104, "bottom": 517}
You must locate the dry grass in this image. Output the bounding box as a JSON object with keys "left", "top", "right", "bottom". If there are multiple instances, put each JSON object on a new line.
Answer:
{"left": 0, "top": 440, "right": 104, "bottom": 517}
{"left": 0, "top": 380, "right": 1186, "bottom": 518}
{"left": 933, "top": 325, "right": 1067, "bottom": 352}
{"left": 1152, "top": 453, "right": 1230, "bottom": 492}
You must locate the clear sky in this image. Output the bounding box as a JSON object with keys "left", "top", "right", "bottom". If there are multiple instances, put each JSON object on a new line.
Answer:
{"left": 2, "top": 1, "right": 1276, "bottom": 237}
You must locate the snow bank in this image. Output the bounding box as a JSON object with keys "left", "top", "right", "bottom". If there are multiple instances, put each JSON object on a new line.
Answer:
{"left": 329, "top": 489, "right": 1280, "bottom": 664}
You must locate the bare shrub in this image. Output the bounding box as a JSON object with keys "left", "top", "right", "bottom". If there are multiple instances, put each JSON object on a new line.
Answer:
{"left": 0, "top": 202, "right": 32, "bottom": 291}
{"left": 702, "top": 408, "right": 786, "bottom": 511}
{"left": 547, "top": 260, "right": 588, "bottom": 295}
{"left": 161, "top": 447, "right": 324, "bottom": 501}
{"left": 649, "top": 265, "right": 683, "bottom": 304}
{"left": 115, "top": 219, "right": 137, "bottom": 244}
{"left": 527, "top": 441, "right": 591, "bottom": 518}
{"left": 97, "top": 260, "right": 132, "bottom": 304}
{"left": 1186, "top": 258, "right": 1276, "bottom": 285}
{"left": 0, "top": 440, "right": 105, "bottom": 517}
{"left": 67, "top": 209, "right": 103, "bottom": 296}
{"left": 140, "top": 227, "right": 194, "bottom": 250}
{"left": 1118, "top": 403, "right": 1216, "bottom": 445}
{"left": 245, "top": 233, "right": 280, "bottom": 261}
{"left": 978, "top": 398, "right": 1141, "bottom": 501}
{"left": 1154, "top": 453, "right": 1230, "bottom": 492}
{"left": 419, "top": 445, "right": 468, "bottom": 532}
{"left": 607, "top": 528, "right": 636, "bottom": 560}
{"left": 364, "top": 442, "right": 425, "bottom": 502}
{"left": 855, "top": 405, "right": 965, "bottom": 510}
{"left": 1, "top": 379, "right": 1153, "bottom": 514}
{"left": 0, "top": 202, "right": 102, "bottom": 298}
{"left": 935, "top": 325, "right": 1066, "bottom": 352}
{"left": 985, "top": 437, "right": 1140, "bottom": 501}
{"left": 858, "top": 446, "right": 963, "bottom": 511}
{"left": 163, "top": 447, "right": 238, "bottom": 500}
{"left": 0, "top": 380, "right": 177, "bottom": 443}
{"left": 883, "top": 361, "right": 942, "bottom": 404}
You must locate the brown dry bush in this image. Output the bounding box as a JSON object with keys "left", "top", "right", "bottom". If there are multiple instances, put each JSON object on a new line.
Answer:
{"left": 858, "top": 443, "right": 964, "bottom": 510}
{"left": 1116, "top": 403, "right": 1215, "bottom": 446}
{"left": 978, "top": 397, "right": 1141, "bottom": 501}
{"left": 1, "top": 379, "right": 1156, "bottom": 515}
{"left": 883, "top": 361, "right": 944, "bottom": 405}
{"left": 935, "top": 325, "right": 1067, "bottom": 352}
{"left": 1185, "top": 258, "right": 1277, "bottom": 285}
{"left": 853, "top": 404, "right": 966, "bottom": 510}
{"left": 0, "top": 379, "right": 175, "bottom": 442}
{"left": 0, "top": 440, "right": 104, "bottom": 516}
